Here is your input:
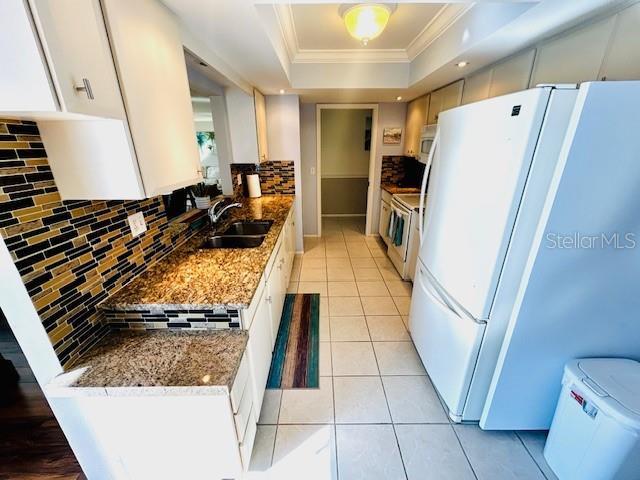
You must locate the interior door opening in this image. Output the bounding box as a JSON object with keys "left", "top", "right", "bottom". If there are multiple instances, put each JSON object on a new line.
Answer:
{"left": 316, "top": 105, "right": 378, "bottom": 236}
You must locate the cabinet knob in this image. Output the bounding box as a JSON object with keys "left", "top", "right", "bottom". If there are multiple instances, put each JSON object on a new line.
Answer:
{"left": 75, "top": 78, "right": 94, "bottom": 100}
{"left": 266, "top": 295, "right": 272, "bottom": 304}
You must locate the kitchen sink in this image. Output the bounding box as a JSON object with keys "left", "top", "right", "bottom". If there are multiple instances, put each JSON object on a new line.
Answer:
{"left": 200, "top": 234, "right": 266, "bottom": 249}
{"left": 221, "top": 220, "right": 273, "bottom": 236}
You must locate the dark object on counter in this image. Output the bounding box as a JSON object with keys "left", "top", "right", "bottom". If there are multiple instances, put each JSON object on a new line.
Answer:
{"left": 163, "top": 188, "right": 188, "bottom": 219}
{"left": 401, "top": 156, "right": 426, "bottom": 187}
{"left": 0, "top": 353, "right": 19, "bottom": 388}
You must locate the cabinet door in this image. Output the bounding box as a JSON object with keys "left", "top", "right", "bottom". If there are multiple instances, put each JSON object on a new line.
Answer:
{"left": 379, "top": 200, "right": 391, "bottom": 245}
{"left": 427, "top": 89, "right": 444, "bottom": 125}
{"left": 404, "top": 95, "right": 428, "bottom": 157}
{"left": 1, "top": 0, "right": 57, "bottom": 112}
{"left": 247, "top": 287, "right": 272, "bottom": 417}
{"left": 530, "top": 17, "right": 615, "bottom": 86}
{"left": 461, "top": 69, "right": 492, "bottom": 106}
{"left": 287, "top": 209, "right": 296, "bottom": 270}
{"left": 101, "top": 0, "right": 202, "bottom": 197}
{"left": 599, "top": 3, "right": 640, "bottom": 81}
{"left": 488, "top": 50, "right": 535, "bottom": 98}
{"left": 254, "top": 89, "right": 269, "bottom": 162}
{"left": 267, "top": 244, "right": 286, "bottom": 348}
{"left": 30, "top": 0, "right": 127, "bottom": 119}
{"left": 440, "top": 80, "right": 464, "bottom": 114}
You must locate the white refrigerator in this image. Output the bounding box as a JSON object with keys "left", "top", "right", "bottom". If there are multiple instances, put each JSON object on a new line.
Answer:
{"left": 409, "top": 81, "right": 640, "bottom": 429}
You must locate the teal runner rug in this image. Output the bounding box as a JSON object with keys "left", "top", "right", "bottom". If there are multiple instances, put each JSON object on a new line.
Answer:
{"left": 267, "top": 293, "right": 320, "bottom": 389}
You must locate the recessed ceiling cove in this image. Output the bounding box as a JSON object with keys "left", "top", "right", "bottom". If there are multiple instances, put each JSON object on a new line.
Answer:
{"left": 292, "top": 3, "right": 444, "bottom": 50}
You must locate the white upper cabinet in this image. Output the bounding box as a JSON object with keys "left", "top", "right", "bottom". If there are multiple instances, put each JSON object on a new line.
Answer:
{"left": 530, "top": 17, "right": 615, "bottom": 86}
{"left": 0, "top": 1, "right": 57, "bottom": 112}
{"left": 404, "top": 94, "right": 428, "bottom": 157}
{"left": 2, "top": 0, "right": 201, "bottom": 199}
{"left": 101, "top": 0, "right": 201, "bottom": 196}
{"left": 254, "top": 89, "right": 269, "bottom": 162}
{"left": 429, "top": 80, "right": 463, "bottom": 124}
{"left": 31, "top": 0, "right": 127, "bottom": 120}
{"left": 226, "top": 88, "right": 260, "bottom": 164}
{"left": 599, "top": 2, "right": 640, "bottom": 81}
{"left": 489, "top": 50, "right": 535, "bottom": 98}
{"left": 461, "top": 69, "right": 492, "bottom": 106}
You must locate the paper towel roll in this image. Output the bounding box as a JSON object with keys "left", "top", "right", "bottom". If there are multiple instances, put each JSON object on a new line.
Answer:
{"left": 247, "top": 174, "right": 262, "bottom": 198}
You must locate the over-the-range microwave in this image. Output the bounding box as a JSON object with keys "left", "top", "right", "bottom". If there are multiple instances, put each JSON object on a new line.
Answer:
{"left": 419, "top": 124, "right": 437, "bottom": 164}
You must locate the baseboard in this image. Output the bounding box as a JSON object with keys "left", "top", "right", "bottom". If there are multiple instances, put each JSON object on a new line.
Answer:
{"left": 303, "top": 234, "right": 320, "bottom": 238}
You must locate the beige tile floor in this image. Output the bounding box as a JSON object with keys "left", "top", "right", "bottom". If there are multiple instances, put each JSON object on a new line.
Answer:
{"left": 248, "top": 216, "right": 556, "bottom": 480}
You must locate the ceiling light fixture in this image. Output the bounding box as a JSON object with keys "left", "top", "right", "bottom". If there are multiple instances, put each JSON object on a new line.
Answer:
{"left": 456, "top": 61, "right": 469, "bottom": 68}
{"left": 396, "top": 96, "right": 402, "bottom": 101}
{"left": 340, "top": 4, "right": 395, "bottom": 46}
{"left": 279, "top": 89, "right": 285, "bottom": 94}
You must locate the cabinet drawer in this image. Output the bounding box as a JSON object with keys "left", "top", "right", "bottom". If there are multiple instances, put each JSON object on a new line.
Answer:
{"left": 239, "top": 409, "right": 258, "bottom": 469}
{"left": 234, "top": 379, "right": 254, "bottom": 443}
{"left": 230, "top": 352, "right": 249, "bottom": 413}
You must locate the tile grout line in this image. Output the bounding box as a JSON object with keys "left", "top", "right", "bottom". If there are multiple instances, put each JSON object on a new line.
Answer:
{"left": 371, "top": 329, "right": 409, "bottom": 480}
{"left": 450, "top": 424, "right": 480, "bottom": 480}
{"left": 516, "top": 432, "right": 552, "bottom": 480}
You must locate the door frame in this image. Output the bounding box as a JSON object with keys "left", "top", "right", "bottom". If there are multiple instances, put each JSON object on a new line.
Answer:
{"left": 315, "top": 104, "right": 379, "bottom": 237}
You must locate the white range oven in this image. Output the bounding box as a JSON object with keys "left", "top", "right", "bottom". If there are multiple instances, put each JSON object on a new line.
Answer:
{"left": 386, "top": 193, "right": 422, "bottom": 280}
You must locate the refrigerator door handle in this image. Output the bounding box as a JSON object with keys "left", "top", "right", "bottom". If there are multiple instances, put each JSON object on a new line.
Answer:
{"left": 419, "top": 127, "right": 440, "bottom": 244}
{"left": 418, "top": 265, "right": 487, "bottom": 326}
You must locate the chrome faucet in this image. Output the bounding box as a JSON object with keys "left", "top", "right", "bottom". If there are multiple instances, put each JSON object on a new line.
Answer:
{"left": 208, "top": 200, "right": 242, "bottom": 225}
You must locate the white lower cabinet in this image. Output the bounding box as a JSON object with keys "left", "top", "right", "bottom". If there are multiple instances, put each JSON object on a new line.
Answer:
{"left": 246, "top": 285, "right": 272, "bottom": 419}
{"left": 240, "top": 207, "right": 295, "bottom": 468}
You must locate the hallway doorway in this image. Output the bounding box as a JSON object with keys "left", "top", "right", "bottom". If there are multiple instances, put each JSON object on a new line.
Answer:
{"left": 316, "top": 105, "right": 378, "bottom": 237}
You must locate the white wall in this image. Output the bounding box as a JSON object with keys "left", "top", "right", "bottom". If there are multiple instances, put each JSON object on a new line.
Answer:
{"left": 371, "top": 103, "right": 407, "bottom": 233}
{"left": 320, "top": 109, "right": 371, "bottom": 177}
{"left": 299, "top": 102, "right": 406, "bottom": 236}
{"left": 265, "top": 94, "right": 304, "bottom": 251}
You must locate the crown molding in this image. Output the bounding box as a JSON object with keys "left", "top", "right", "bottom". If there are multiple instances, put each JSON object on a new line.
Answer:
{"left": 294, "top": 49, "right": 410, "bottom": 64}
{"left": 406, "top": 3, "right": 475, "bottom": 60}
{"left": 273, "top": 4, "right": 298, "bottom": 64}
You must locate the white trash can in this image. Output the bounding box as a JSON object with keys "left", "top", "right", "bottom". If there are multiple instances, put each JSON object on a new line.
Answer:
{"left": 544, "top": 358, "right": 640, "bottom": 480}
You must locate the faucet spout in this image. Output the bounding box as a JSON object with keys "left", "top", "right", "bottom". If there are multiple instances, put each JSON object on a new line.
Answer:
{"left": 209, "top": 202, "right": 243, "bottom": 225}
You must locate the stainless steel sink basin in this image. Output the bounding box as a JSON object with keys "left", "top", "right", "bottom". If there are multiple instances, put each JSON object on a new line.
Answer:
{"left": 221, "top": 220, "right": 273, "bottom": 236}
{"left": 200, "top": 234, "right": 266, "bottom": 249}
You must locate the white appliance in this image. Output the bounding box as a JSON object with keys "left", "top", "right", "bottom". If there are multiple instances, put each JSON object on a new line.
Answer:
{"left": 544, "top": 359, "right": 640, "bottom": 480}
{"left": 418, "top": 124, "right": 436, "bottom": 164}
{"left": 387, "top": 194, "right": 420, "bottom": 280}
{"left": 409, "top": 81, "right": 640, "bottom": 429}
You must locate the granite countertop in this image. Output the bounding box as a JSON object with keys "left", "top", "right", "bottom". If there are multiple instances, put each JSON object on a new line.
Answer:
{"left": 66, "top": 329, "right": 248, "bottom": 389}
{"left": 381, "top": 184, "right": 421, "bottom": 194}
{"left": 101, "top": 195, "right": 295, "bottom": 311}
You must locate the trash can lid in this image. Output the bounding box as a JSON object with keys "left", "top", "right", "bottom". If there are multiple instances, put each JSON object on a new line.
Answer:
{"left": 578, "top": 358, "right": 640, "bottom": 416}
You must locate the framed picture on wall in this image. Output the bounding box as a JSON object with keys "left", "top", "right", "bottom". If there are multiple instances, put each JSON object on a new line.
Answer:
{"left": 383, "top": 127, "right": 402, "bottom": 145}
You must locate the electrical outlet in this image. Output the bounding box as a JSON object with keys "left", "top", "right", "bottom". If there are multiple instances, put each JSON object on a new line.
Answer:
{"left": 127, "top": 212, "right": 147, "bottom": 238}
{"left": 237, "top": 173, "right": 243, "bottom": 185}
{"left": 310, "top": 167, "right": 316, "bottom": 175}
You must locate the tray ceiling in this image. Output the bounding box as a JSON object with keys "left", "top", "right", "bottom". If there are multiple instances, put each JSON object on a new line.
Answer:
{"left": 291, "top": 3, "right": 445, "bottom": 50}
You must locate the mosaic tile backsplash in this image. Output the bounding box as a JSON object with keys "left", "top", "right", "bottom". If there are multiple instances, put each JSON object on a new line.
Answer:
{"left": 0, "top": 119, "right": 204, "bottom": 367}
{"left": 381, "top": 155, "right": 406, "bottom": 185}
{"left": 230, "top": 161, "right": 295, "bottom": 197}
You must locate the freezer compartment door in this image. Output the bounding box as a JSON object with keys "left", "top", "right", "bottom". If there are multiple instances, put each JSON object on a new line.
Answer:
{"left": 409, "top": 262, "right": 486, "bottom": 419}
{"left": 420, "top": 88, "right": 551, "bottom": 320}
